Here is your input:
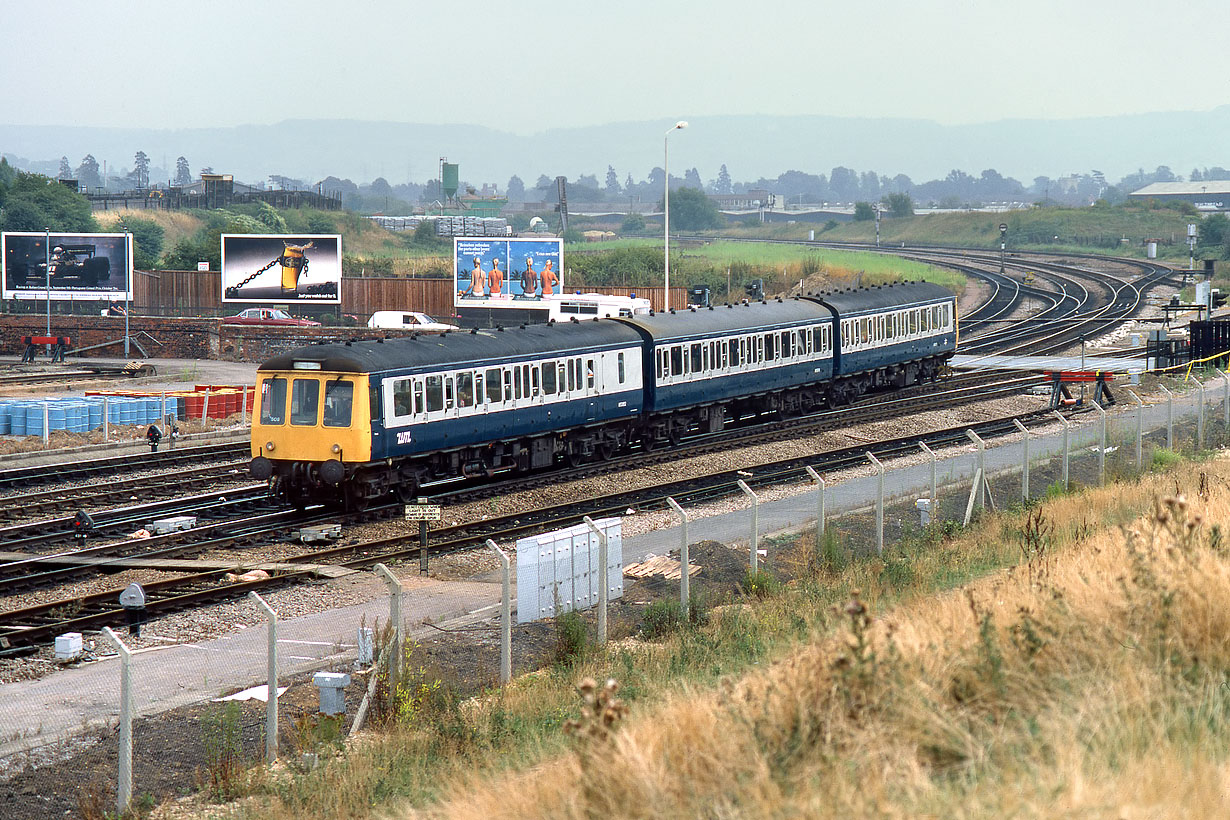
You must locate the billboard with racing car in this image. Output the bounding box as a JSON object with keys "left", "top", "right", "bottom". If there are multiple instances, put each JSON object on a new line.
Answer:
{"left": 2, "top": 232, "right": 134, "bottom": 301}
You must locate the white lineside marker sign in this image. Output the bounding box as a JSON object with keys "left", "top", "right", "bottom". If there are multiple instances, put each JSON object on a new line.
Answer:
{"left": 515, "top": 517, "right": 623, "bottom": 624}
{"left": 403, "top": 504, "right": 442, "bottom": 521}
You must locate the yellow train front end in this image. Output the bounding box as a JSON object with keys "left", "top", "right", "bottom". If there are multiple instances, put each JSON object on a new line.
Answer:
{"left": 249, "top": 365, "right": 373, "bottom": 506}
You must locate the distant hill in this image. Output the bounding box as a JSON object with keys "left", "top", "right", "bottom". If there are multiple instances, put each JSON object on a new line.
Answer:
{"left": 2, "top": 107, "right": 1229, "bottom": 188}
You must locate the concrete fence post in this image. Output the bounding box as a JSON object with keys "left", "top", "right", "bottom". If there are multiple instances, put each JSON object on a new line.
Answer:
{"left": 248, "top": 592, "right": 279, "bottom": 765}
{"left": 920, "top": 442, "right": 939, "bottom": 524}
{"left": 1218, "top": 368, "right": 1230, "bottom": 442}
{"left": 373, "top": 564, "right": 402, "bottom": 695}
{"left": 1159, "top": 384, "right": 1174, "bottom": 450}
{"left": 1053, "top": 411, "right": 1070, "bottom": 491}
{"left": 965, "top": 430, "right": 986, "bottom": 509}
{"left": 102, "top": 627, "right": 132, "bottom": 817}
{"left": 42, "top": 401, "right": 49, "bottom": 448}
{"left": 666, "top": 498, "right": 690, "bottom": 617}
{"left": 866, "top": 452, "right": 885, "bottom": 554}
{"left": 737, "top": 480, "right": 760, "bottom": 572}
{"left": 1013, "top": 419, "right": 1030, "bottom": 502}
{"left": 582, "top": 516, "right": 608, "bottom": 646}
{"left": 202, "top": 387, "right": 211, "bottom": 426}
{"left": 103, "top": 396, "right": 110, "bottom": 442}
{"left": 1129, "top": 390, "right": 1143, "bottom": 470}
{"left": 1095, "top": 402, "right": 1107, "bottom": 486}
{"left": 485, "top": 540, "right": 511, "bottom": 685}
{"left": 804, "top": 466, "right": 825, "bottom": 547}
{"left": 242, "top": 385, "right": 248, "bottom": 427}
{"left": 1197, "top": 378, "right": 1207, "bottom": 450}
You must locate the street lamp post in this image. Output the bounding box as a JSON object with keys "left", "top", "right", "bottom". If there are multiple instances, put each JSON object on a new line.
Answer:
{"left": 663, "top": 120, "right": 687, "bottom": 312}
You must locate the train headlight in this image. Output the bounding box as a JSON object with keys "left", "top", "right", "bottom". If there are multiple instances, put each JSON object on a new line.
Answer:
{"left": 331, "top": 443, "right": 341, "bottom": 454}
{"left": 264, "top": 441, "right": 276, "bottom": 452}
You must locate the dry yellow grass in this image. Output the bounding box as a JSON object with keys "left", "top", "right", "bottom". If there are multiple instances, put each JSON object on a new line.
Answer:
{"left": 94, "top": 209, "right": 203, "bottom": 248}
{"left": 401, "top": 461, "right": 1230, "bottom": 819}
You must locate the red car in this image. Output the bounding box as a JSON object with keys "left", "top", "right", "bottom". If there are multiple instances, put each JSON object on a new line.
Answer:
{"left": 222, "top": 308, "right": 321, "bottom": 327}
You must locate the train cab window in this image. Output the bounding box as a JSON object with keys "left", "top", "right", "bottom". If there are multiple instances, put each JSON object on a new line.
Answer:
{"left": 690, "top": 343, "right": 702, "bottom": 374}
{"left": 260, "top": 377, "right": 287, "bottom": 425}
{"left": 457, "top": 372, "right": 474, "bottom": 409}
{"left": 370, "top": 385, "right": 380, "bottom": 423}
{"left": 290, "top": 378, "right": 319, "bottom": 426}
{"left": 323, "top": 380, "right": 353, "bottom": 428}
{"left": 486, "top": 369, "right": 502, "bottom": 404}
{"left": 392, "top": 378, "right": 412, "bottom": 417}
{"left": 617, "top": 352, "right": 626, "bottom": 384}
{"left": 425, "top": 376, "right": 444, "bottom": 413}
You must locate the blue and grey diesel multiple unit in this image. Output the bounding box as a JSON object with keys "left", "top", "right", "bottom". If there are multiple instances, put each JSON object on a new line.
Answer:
{"left": 248, "top": 282, "right": 957, "bottom": 507}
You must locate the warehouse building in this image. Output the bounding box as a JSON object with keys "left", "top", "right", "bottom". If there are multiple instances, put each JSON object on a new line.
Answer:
{"left": 1128, "top": 181, "right": 1230, "bottom": 212}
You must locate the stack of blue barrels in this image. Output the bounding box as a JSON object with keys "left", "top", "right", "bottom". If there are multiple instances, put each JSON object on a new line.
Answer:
{"left": 0, "top": 396, "right": 169, "bottom": 437}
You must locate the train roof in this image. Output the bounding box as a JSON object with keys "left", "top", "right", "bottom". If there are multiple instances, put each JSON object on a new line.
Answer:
{"left": 806, "top": 281, "right": 954, "bottom": 315}
{"left": 258, "top": 319, "right": 644, "bottom": 374}
{"left": 614, "top": 298, "right": 831, "bottom": 342}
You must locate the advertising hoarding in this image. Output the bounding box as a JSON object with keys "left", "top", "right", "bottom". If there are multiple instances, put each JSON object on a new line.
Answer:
{"left": 221, "top": 234, "right": 341, "bottom": 304}
{"left": 454, "top": 237, "right": 562, "bottom": 308}
{"left": 2, "top": 232, "right": 133, "bottom": 301}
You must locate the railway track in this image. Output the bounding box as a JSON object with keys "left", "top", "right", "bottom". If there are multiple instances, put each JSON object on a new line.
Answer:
{"left": 0, "top": 405, "right": 1067, "bottom": 653}
{"left": 0, "top": 440, "right": 249, "bottom": 493}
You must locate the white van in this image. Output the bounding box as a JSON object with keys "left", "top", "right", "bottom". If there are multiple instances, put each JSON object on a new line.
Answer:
{"left": 367, "top": 311, "right": 460, "bottom": 331}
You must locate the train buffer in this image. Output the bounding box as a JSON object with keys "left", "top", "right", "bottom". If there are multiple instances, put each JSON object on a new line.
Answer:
{"left": 1043, "top": 370, "right": 1115, "bottom": 410}
{"left": 20, "top": 335, "right": 71, "bottom": 363}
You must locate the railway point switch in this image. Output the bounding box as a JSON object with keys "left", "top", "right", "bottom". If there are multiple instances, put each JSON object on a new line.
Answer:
{"left": 149, "top": 515, "right": 197, "bottom": 534}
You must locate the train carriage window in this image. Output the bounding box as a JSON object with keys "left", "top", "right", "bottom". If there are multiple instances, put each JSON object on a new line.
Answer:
{"left": 457, "top": 372, "right": 475, "bottom": 409}
{"left": 444, "top": 377, "right": 455, "bottom": 410}
{"left": 392, "top": 378, "right": 412, "bottom": 417}
{"left": 425, "top": 375, "right": 444, "bottom": 413}
{"left": 504, "top": 368, "right": 514, "bottom": 402}
{"left": 586, "top": 359, "right": 595, "bottom": 389}
{"left": 729, "top": 338, "right": 739, "bottom": 368}
{"left": 670, "top": 346, "right": 683, "bottom": 376}
{"left": 543, "top": 362, "right": 557, "bottom": 394}
{"left": 413, "top": 380, "right": 424, "bottom": 415}
{"left": 567, "top": 360, "right": 576, "bottom": 392}
{"left": 514, "top": 368, "right": 522, "bottom": 400}
{"left": 531, "top": 365, "right": 540, "bottom": 396}
{"left": 617, "top": 352, "right": 626, "bottom": 384}
{"left": 475, "top": 372, "right": 485, "bottom": 403}
{"left": 323, "top": 380, "right": 353, "bottom": 427}
{"left": 798, "top": 329, "right": 808, "bottom": 356}
{"left": 370, "top": 385, "right": 380, "bottom": 423}
{"left": 290, "top": 378, "right": 320, "bottom": 426}
{"left": 259, "top": 377, "right": 286, "bottom": 425}
{"left": 485, "top": 369, "right": 502, "bottom": 404}
{"left": 704, "top": 342, "right": 712, "bottom": 372}
{"left": 522, "top": 364, "right": 532, "bottom": 398}
{"left": 690, "top": 343, "right": 702, "bottom": 374}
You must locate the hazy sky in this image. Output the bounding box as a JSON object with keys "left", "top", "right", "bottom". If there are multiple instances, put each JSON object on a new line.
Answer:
{"left": 4, "top": 0, "right": 1228, "bottom": 132}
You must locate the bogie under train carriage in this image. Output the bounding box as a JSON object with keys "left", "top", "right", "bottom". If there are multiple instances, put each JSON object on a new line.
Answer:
{"left": 249, "top": 282, "right": 957, "bottom": 507}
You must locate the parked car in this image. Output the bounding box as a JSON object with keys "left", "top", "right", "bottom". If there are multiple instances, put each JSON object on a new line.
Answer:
{"left": 223, "top": 308, "right": 321, "bottom": 327}
{"left": 367, "top": 311, "right": 459, "bottom": 331}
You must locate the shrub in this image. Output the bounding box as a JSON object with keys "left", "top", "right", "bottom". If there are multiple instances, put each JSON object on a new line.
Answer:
{"left": 741, "top": 568, "right": 780, "bottom": 599}
{"left": 1152, "top": 448, "right": 1184, "bottom": 471}
{"left": 641, "top": 600, "right": 685, "bottom": 639}
{"left": 555, "top": 610, "right": 589, "bottom": 665}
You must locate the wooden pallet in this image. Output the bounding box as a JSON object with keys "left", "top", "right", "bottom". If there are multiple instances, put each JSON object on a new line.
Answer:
{"left": 623, "top": 554, "right": 701, "bottom": 581}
